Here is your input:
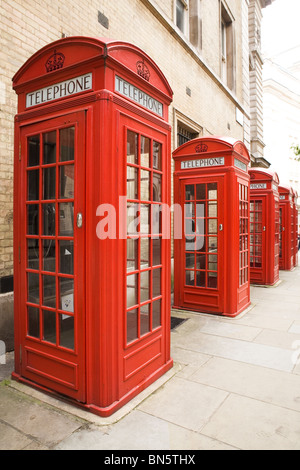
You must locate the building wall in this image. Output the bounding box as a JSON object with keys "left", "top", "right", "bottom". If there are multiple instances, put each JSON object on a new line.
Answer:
{"left": 0, "top": 0, "right": 265, "bottom": 281}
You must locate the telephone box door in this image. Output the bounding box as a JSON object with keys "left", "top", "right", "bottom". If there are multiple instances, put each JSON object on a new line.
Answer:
{"left": 250, "top": 197, "right": 266, "bottom": 284}
{"left": 18, "top": 111, "right": 86, "bottom": 402}
{"left": 178, "top": 176, "right": 224, "bottom": 313}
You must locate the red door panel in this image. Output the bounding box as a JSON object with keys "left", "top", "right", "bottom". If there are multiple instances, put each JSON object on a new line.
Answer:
{"left": 178, "top": 177, "right": 224, "bottom": 313}
{"left": 19, "top": 111, "right": 86, "bottom": 402}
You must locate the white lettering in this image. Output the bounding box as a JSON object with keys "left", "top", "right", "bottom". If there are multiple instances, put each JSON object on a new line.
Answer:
{"left": 115, "top": 75, "right": 163, "bottom": 117}
{"left": 250, "top": 183, "right": 267, "bottom": 190}
{"left": 181, "top": 157, "right": 225, "bottom": 170}
{"left": 26, "top": 73, "right": 93, "bottom": 108}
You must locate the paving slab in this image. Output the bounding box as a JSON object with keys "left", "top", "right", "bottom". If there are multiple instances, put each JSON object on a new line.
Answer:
{"left": 137, "top": 376, "right": 228, "bottom": 433}
{"left": 55, "top": 410, "right": 236, "bottom": 450}
{"left": 190, "top": 357, "right": 300, "bottom": 412}
{"left": 201, "top": 394, "right": 300, "bottom": 450}
{"left": 0, "top": 383, "right": 85, "bottom": 449}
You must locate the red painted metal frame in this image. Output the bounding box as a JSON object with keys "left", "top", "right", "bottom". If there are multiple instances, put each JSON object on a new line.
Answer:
{"left": 292, "top": 190, "right": 299, "bottom": 267}
{"left": 172, "top": 136, "right": 251, "bottom": 317}
{"left": 279, "top": 185, "right": 293, "bottom": 271}
{"left": 12, "top": 37, "right": 173, "bottom": 417}
{"left": 249, "top": 168, "right": 280, "bottom": 286}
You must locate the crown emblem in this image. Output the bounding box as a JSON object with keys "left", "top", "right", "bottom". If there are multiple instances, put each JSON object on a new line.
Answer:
{"left": 45, "top": 50, "right": 65, "bottom": 72}
{"left": 195, "top": 143, "right": 208, "bottom": 153}
{"left": 136, "top": 60, "right": 150, "bottom": 81}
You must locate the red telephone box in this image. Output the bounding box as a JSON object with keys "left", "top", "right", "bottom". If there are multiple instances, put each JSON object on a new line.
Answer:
{"left": 172, "top": 136, "right": 251, "bottom": 317}
{"left": 279, "top": 185, "right": 293, "bottom": 271}
{"left": 12, "top": 37, "right": 173, "bottom": 417}
{"left": 292, "top": 189, "right": 299, "bottom": 267}
{"left": 249, "top": 168, "right": 280, "bottom": 286}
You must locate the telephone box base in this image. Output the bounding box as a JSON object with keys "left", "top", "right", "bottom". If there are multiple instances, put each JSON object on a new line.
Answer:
{"left": 11, "top": 359, "right": 173, "bottom": 418}
{"left": 172, "top": 301, "right": 251, "bottom": 318}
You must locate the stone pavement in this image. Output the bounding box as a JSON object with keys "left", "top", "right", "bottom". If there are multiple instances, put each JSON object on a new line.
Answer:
{"left": 0, "top": 265, "right": 300, "bottom": 451}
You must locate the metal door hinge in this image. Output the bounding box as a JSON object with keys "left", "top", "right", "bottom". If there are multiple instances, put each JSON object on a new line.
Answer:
{"left": 19, "top": 345, "right": 22, "bottom": 365}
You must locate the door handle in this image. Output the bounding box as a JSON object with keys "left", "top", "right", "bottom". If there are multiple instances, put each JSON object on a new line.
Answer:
{"left": 219, "top": 224, "right": 223, "bottom": 231}
{"left": 77, "top": 213, "right": 83, "bottom": 228}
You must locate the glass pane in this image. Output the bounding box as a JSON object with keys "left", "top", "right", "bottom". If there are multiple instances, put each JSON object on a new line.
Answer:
{"left": 59, "top": 240, "right": 74, "bottom": 275}
{"left": 127, "top": 238, "right": 138, "bottom": 272}
{"left": 208, "top": 183, "right": 217, "bottom": 200}
{"left": 27, "top": 306, "right": 40, "bottom": 338}
{"left": 185, "top": 237, "right": 195, "bottom": 251}
{"left": 43, "top": 240, "right": 56, "bottom": 272}
{"left": 59, "top": 202, "right": 74, "bottom": 237}
{"left": 27, "top": 204, "right": 39, "bottom": 235}
{"left": 186, "top": 253, "right": 195, "bottom": 269}
{"left": 153, "top": 141, "right": 162, "bottom": 170}
{"left": 196, "top": 202, "right": 205, "bottom": 219}
{"left": 208, "top": 272, "right": 218, "bottom": 289}
{"left": 27, "top": 239, "right": 39, "bottom": 270}
{"left": 186, "top": 185, "right": 195, "bottom": 201}
{"left": 43, "top": 167, "right": 56, "bottom": 200}
{"left": 140, "top": 271, "right": 150, "bottom": 303}
{"left": 60, "top": 127, "right": 75, "bottom": 162}
{"left": 59, "top": 278, "right": 74, "bottom": 313}
{"left": 140, "top": 304, "right": 150, "bottom": 336}
{"left": 208, "top": 219, "right": 218, "bottom": 235}
{"left": 127, "top": 166, "right": 138, "bottom": 200}
{"left": 186, "top": 270, "right": 194, "bottom": 286}
{"left": 152, "top": 238, "right": 161, "bottom": 266}
{"left": 196, "top": 218, "right": 205, "bottom": 235}
{"left": 185, "top": 218, "right": 195, "bottom": 236}
{"left": 208, "top": 254, "right": 218, "bottom": 271}
{"left": 127, "top": 203, "right": 139, "bottom": 236}
{"left": 127, "top": 309, "right": 138, "bottom": 343}
{"left": 196, "top": 271, "right": 206, "bottom": 287}
{"left": 28, "top": 135, "right": 40, "bottom": 167}
{"left": 43, "top": 203, "right": 56, "bottom": 236}
{"left": 152, "top": 299, "right": 161, "bottom": 329}
{"left": 43, "top": 131, "right": 56, "bottom": 164}
{"left": 60, "top": 165, "right": 74, "bottom": 199}
{"left": 43, "top": 275, "right": 56, "bottom": 308}
{"left": 127, "top": 274, "right": 138, "bottom": 308}
{"left": 28, "top": 272, "right": 39, "bottom": 304}
{"left": 127, "top": 131, "right": 138, "bottom": 164}
{"left": 141, "top": 238, "right": 150, "bottom": 268}
{"left": 59, "top": 314, "right": 74, "bottom": 350}
{"left": 153, "top": 268, "right": 161, "bottom": 297}
{"left": 208, "top": 203, "right": 218, "bottom": 218}
{"left": 153, "top": 173, "right": 162, "bottom": 202}
{"left": 185, "top": 202, "right": 194, "bottom": 218}
{"left": 43, "top": 310, "right": 56, "bottom": 344}
{"left": 196, "top": 253, "right": 206, "bottom": 270}
{"left": 208, "top": 237, "right": 218, "bottom": 252}
{"left": 141, "top": 170, "right": 150, "bottom": 201}
{"left": 196, "top": 236, "right": 206, "bottom": 252}
{"left": 141, "top": 136, "right": 150, "bottom": 167}
{"left": 196, "top": 184, "right": 206, "bottom": 200}
{"left": 27, "top": 170, "right": 39, "bottom": 201}
{"left": 140, "top": 204, "right": 150, "bottom": 234}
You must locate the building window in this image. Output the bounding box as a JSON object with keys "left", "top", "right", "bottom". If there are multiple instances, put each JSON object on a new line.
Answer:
{"left": 220, "top": 4, "right": 235, "bottom": 91}
{"left": 178, "top": 125, "right": 198, "bottom": 147}
{"left": 176, "top": 0, "right": 188, "bottom": 34}
{"left": 189, "top": 0, "right": 202, "bottom": 50}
